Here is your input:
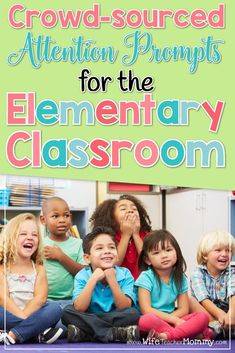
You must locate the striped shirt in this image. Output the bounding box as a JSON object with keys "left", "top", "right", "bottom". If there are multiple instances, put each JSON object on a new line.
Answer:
{"left": 190, "top": 265, "right": 235, "bottom": 309}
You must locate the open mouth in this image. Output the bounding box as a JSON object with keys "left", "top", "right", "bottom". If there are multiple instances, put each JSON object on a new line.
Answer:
{"left": 101, "top": 257, "right": 114, "bottom": 262}
{"left": 57, "top": 227, "right": 67, "bottom": 231}
{"left": 23, "top": 243, "right": 33, "bottom": 249}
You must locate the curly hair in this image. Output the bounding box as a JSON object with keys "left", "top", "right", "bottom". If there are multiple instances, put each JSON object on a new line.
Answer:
{"left": 0, "top": 213, "right": 44, "bottom": 268}
{"left": 90, "top": 194, "right": 152, "bottom": 232}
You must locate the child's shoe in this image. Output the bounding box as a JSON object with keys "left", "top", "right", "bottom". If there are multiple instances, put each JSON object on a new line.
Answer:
{"left": 112, "top": 325, "right": 139, "bottom": 342}
{"left": 67, "top": 324, "right": 91, "bottom": 342}
{"left": 38, "top": 327, "right": 63, "bottom": 344}
{"left": 208, "top": 321, "right": 224, "bottom": 338}
{"left": 0, "top": 332, "right": 15, "bottom": 345}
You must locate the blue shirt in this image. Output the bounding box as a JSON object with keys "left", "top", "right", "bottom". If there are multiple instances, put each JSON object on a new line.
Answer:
{"left": 73, "top": 266, "right": 136, "bottom": 313}
{"left": 135, "top": 268, "right": 188, "bottom": 313}
{"left": 190, "top": 265, "right": 235, "bottom": 307}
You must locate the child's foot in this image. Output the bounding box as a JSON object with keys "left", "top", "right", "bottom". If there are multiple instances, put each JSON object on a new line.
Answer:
{"left": 112, "top": 325, "right": 139, "bottom": 342}
{"left": 147, "top": 329, "right": 168, "bottom": 342}
{"left": 67, "top": 324, "right": 91, "bottom": 342}
{"left": 0, "top": 331, "right": 15, "bottom": 345}
{"left": 207, "top": 321, "right": 223, "bottom": 339}
{"left": 38, "top": 327, "right": 63, "bottom": 344}
{"left": 157, "top": 333, "right": 168, "bottom": 341}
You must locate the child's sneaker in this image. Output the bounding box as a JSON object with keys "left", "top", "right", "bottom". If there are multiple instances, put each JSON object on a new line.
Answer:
{"left": 0, "top": 332, "right": 15, "bottom": 345}
{"left": 67, "top": 324, "right": 91, "bottom": 342}
{"left": 208, "top": 321, "right": 224, "bottom": 338}
{"left": 38, "top": 327, "right": 63, "bottom": 344}
{"left": 112, "top": 325, "right": 139, "bottom": 342}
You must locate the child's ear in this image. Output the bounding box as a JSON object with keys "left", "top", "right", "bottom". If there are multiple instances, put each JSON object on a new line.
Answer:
{"left": 83, "top": 253, "right": 91, "bottom": 265}
{"left": 145, "top": 256, "right": 151, "bottom": 266}
{"left": 40, "top": 215, "right": 46, "bottom": 225}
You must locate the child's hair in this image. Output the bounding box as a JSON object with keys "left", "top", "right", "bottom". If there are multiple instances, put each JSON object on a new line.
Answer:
{"left": 197, "top": 230, "right": 235, "bottom": 265}
{"left": 90, "top": 194, "right": 152, "bottom": 232}
{"left": 41, "top": 196, "right": 70, "bottom": 215}
{"left": 83, "top": 226, "right": 117, "bottom": 254}
{"left": 0, "top": 213, "right": 44, "bottom": 267}
{"left": 138, "top": 229, "right": 187, "bottom": 290}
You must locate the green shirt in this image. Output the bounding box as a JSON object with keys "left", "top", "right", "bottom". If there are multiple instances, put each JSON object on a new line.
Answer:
{"left": 43, "top": 236, "right": 85, "bottom": 300}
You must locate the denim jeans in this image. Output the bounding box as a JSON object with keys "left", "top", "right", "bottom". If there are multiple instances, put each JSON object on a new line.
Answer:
{"left": 0, "top": 302, "right": 62, "bottom": 343}
{"left": 62, "top": 306, "right": 140, "bottom": 342}
{"left": 48, "top": 299, "right": 73, "bottom": 338}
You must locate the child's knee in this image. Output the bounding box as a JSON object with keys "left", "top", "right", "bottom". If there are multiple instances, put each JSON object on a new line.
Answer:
{"left": 139, "top": 314, "right": 156, "bottom": 332}
{"left": 196, "top": 311, "right": 210, "bottom": 326}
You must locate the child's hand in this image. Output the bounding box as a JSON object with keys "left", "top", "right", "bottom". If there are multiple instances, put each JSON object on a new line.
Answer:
{"left": 223, "top": 312, "right": 235, "bottom": 329}
{"left": 217, "top": 311, "right": 227, "bottom": 327}
{"left": 120, "top": 214, "right": 134, "bottom": 239}
{"left": 91, "top": 268, "right": 105, "bottom": 282}
{"left": 44, "top": 245, "right": 63, "bottom": 261}
{"left": 132, "top": 213, "right": 141, "bottom": 235}
{"left": 173, "top": 317, "right": 186, "bottom": 327}
{"left": 104, "top": 268, "right": 117, "bottom": 283}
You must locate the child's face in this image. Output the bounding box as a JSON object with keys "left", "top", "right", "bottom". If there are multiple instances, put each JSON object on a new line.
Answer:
{"left": 146, "top": 241, "right": 177, "bottom": 272}
{"left": 40, "top": 200, "right": 72, "bottom": 238}
{"left": 204, "top": 245, "right": 232, "bottom": 274}
{"left": 84, "top": 233, "right": 118, "bottom": 271}
{"left": 114, "top": 199, "right": 139, "bottom": 225}
{"left": 16, "top": 220, "right": 39, "bottom": 260}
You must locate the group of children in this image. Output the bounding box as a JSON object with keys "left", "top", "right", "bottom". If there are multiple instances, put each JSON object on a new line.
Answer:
{"left": 0, "top": 195, "right": 234, "bottom": 345}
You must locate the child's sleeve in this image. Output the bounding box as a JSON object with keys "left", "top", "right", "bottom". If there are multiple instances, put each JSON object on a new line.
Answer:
{"left": 178, "top": 274, "right": 188, "bottom": 294}
{"left": 72, "top": 271, "right": 87, "bottom": 302}
{"left": 75, "top": 238, "right": 86, "bottom": 265}
{"left": 227, "top": 267, "right": 235, "bottom": 298}
{"left": 120, "top": 268, "right": 137, "bottom": 305}
{"left": 190, "top": 267, "right": 210, "bottom": 302}
{"left": 135, "top": 270, "right": 154, "bottom": 292}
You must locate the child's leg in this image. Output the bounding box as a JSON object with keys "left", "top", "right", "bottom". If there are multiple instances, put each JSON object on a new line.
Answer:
{"left": 98, "top": 307, "right": 140, "bottom": 327}
{"left": 62, "top": 305, "right": 139, "bottom": 343}
{"left": 138, "top": 313, "right": 175, "bottom": 337}
{"left": 2, "top": 302, "right": 62, "bottom": 343}
{"left": 166, "top": 312, "right": 209, "bottom": 341}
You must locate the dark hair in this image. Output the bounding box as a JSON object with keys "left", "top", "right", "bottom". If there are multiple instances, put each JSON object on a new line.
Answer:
{"left": 138, "top": 229, "right": 187, "bottom": 290}
{"left": 83, "top": 226, "right": 117, "bottom": 254}
{"left": 90, "top": 194, "right": 151, "bottom": 232}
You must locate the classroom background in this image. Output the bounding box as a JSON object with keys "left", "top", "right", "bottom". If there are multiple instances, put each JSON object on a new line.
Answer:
{"left": 0, "top": 174, "right": 234, "bottom": 277}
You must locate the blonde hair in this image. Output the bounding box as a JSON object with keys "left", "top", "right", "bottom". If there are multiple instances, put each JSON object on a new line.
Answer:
{"left": 0, "top": 213, "right": 44, "bottom": 267}
{"left": 197, "top": 230, "right": 235, "bottom": 265}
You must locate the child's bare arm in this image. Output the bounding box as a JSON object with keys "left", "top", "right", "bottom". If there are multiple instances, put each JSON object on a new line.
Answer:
{"left": 116, "top": 213, "right": 138, "bottom": 265}
{"left": 74, "top": 268, "right": 104, "bottom": 312}
{"left": 0, "top": 267, "right": 26, "bottom": 319}
{"left": 224, "top": 295, "right": 235, "bottom": 328}
{"left": 44, "top": 245, "right": 85, "bottom": 275}
{"left": 174, "top": 292, "right": 189, "bottom": 317}
{"left": 104, "top": 268, "right": 132, "bottom": 309}
{"left": 23, "top": 265, "right": 48, "bottom": 317}
{"left": 138, "top": 287, "right": 183, "bottom": 326}
{"left": 201, "top": 298, "right": 227, "bottom": 324}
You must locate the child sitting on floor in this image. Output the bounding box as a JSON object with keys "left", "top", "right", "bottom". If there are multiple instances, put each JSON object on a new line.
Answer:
{"left": 62, "top": 226, "right": 140, "bottom": 343}
{"left": 136, "top": 229, "right": 211, "bottom": 342}
{"left": 190, "top": 231, "right": 235, "bottom": 338}
{"left": 0, "top": 213, "right": 62, "bottom": 345}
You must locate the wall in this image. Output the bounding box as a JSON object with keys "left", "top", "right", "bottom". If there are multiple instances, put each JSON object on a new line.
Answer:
{"left": 97, "top": 182, "right": 162, "bottom": 229}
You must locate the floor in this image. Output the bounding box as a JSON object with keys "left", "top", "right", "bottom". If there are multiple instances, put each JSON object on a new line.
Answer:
{"left": 1, "top": 339, "right": 234, "bottom": 353}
